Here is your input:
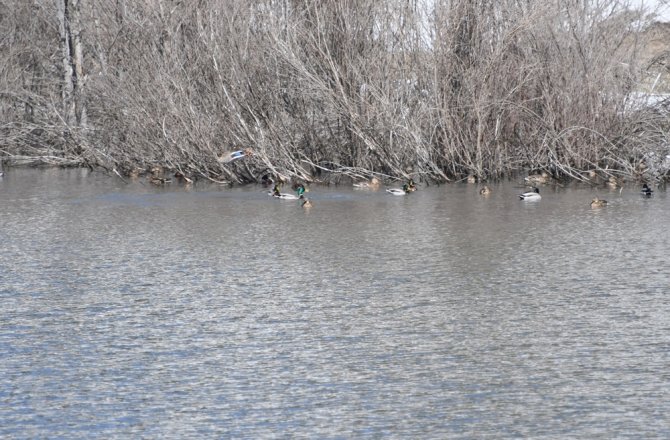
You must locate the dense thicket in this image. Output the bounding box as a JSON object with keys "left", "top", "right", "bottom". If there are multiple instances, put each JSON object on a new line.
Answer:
{"left": 1, "top": 0, "right": 669, "bottom": 183}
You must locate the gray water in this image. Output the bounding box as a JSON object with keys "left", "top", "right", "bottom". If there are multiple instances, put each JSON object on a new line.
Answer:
{"left": 1, "top": 168, "right": 669, "bottom": 439}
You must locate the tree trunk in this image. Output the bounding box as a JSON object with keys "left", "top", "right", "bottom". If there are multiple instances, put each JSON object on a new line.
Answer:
{"left": 56, "top": 0, "right": 86, "bottom": 127}
{"left": 57, "top": 0, "right": 75, "bottom": 126}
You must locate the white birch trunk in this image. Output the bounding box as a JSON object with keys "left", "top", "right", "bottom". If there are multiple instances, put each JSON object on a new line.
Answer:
{"left": 56, "top": 0, "right": 75, "bottom": 126}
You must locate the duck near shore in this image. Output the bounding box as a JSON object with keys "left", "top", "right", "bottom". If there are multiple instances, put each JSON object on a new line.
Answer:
{"left": 606, "top": 176, "right": 621, "bottom": 189}
{"left": 353, "top": 177, "right": 381, "bottom": 189}
{"left": 641, "top": 183, "right": 653, "bottom": 197}
{"left": 519, "top": 187, "right": 541, "bottom": 201}
{"left": 479, "top": 185, "right": 492, "bottom": 196}
{"left": 590, "top": 197, "right": 607, "bottom": 208}
{"left": 149, "top": 166, "right": 171, "bottom": 185}
{"left": 524, "top": 171, "right": 552, "bottom": 185}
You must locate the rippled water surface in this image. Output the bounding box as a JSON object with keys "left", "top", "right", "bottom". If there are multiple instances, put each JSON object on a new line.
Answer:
{"left": 1, "top": 168, "right": 669, "bottom": 438}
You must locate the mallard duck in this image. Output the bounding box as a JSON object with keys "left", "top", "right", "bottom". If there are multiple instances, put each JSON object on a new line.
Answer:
{"left": 386, "top": 183, "right": 412, "bottom": 196}
{"left": 299, "top": 194, "right": 312, "bottom": 208}
{"left": 479, "top": 185, "right": 492, "bottom": 196}
{"left": 269, "top": 180, "right": 295, "bottom": 199}
{"left": 590, "top": 197, "right": 607, "bottom": 208}
{"left": 524, "top": 171, "right": 551, "bottom": 184}
{"left": 353, "top": 177, "right": 381, "bottom": 189}
{"left": 149, "top": 166, "right": 171, "bottom": 185}
{"left": 219, "top": 148, "right": 253, "bottom": 163}
{"left": 641, "top": 183, "right": 653, "bottom": 197}
{"left": 269, "top": 190, "right": 298, "bottom": 200}
{"left": 127, "top": 168, "right": 141, "bottom": 179}
{"left": 606, "top": 176, "right": 621, "bottom": 189}
{"left": 406, "top": 179, "right": 418, "bottom": 192}
{"left": 292, "top": 183, "right": 306, "bottom": 196}
{"left": 519, "top": 187, "right": 541, "bottom": 200}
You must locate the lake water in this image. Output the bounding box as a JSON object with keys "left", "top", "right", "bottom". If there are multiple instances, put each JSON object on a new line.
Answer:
{"left": 1, "top": 168, "right": 669, "bottom": 438}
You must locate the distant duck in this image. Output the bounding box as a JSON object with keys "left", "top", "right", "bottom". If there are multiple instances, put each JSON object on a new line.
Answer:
{"left": 299, "top": 194, "right": 312, "bottom": 208}
{"left": 386, "top": 184, "right": 411, "bottom": 196}
{"left": 590, "top": 197, "right": 607, "bottom": 208}
{"left": 270, "top": 180, "right": 297, "bottom": 199}
{"left": 219, "top": 147, "right": 253, "bottom": 163}
{"left": 353, "top": 177, "right": 381, "bottom": 189}
{"left": 149, "top": 166, "right": 171, "bottom": 185}
{"left": 524, "top": 171, "right": 551, "bottom": 185}
{"left": 406, "top": 178, "right": 418, "bottom": 192}
{"left": 479, "top": 185, "right": 492, "bottom": 196}
{"left": 641, "top": 183, "right": 653, "bottom": 197}
{"left": 606, "top": 176, "right": 621, "bottom": 189}
{"left": 269, "top": 190, "right": 298, "bottom": 200}
{"left": 519, "top": 187, "right": 541, "bottom": 200}
{"left": 292, "top": 182, "right": 306, "bottom": 196}
{"left": 128, "top": 168, "right": 141, "bottom": 179}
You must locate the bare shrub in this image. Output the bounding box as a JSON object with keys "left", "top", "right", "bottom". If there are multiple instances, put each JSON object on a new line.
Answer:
{"left": 1, "top": 0, "right": 669, "bottom": 183}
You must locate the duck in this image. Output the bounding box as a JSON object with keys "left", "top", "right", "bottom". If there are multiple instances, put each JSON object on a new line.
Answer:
{"left": 606, "top": 176, "right": 620, "bottom": 189}
{"left": 524, "top": 171, "right": 551, "bottom": 185}
{"left": 406, "top": 178, "right": 418, "bottom": 192}
{"left": 641, "top": 183, "right": 653, "bottom": 197}
{"left": 292, "top": 182, "right": 307, "bottom": 196}
{"left": 269, "top": 190, "right": 299, "bottom": 200}
{"left": 519, "top": 187, "right": 541, "bottom": 200}
{"left": 353, "top": 177, "right": 381, "bottom": 189}
{"left": 128, "top": 168, "right": 141, "bottom": 179}
{"left": 299, "top": 194, "right": 312, "bottom": 208}
{"left": 386, "top": 184, "right": 411, "bottom": 196}
{"left": 218, "top": 147, "right": 253, "bottom": 163}
{"left": 479, "top": 185, "right": 492, "bottom": 196}
{"left": 269, "top": 180, "right": 298, "bottom": 199}
{"left": 590, "top": 197, "right": 607, "bottom": 208}
{"left": 149, "top": 166, "right": 171, "bottom": 185}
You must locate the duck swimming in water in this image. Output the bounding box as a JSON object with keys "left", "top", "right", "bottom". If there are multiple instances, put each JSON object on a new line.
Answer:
{"left": 386, "top": 183, "right": 411, "bottom": 196}
{"left": 269, "top": 180, "right": 299, "bottom": 199}
{"left": 641, "top": 183, "right": 653, "bottom": 197}
{"left": 519, "top": 187, "right": 541, "bottom": 200}
{"left": 479, "top": 185, "right": 492, "bottom": 196}
{"left": 271, "top": 192, "right": 299, "bottom": 200}
{"left": 299, "top": 194, "right": 312, "bottom": 208}
{"left": 293, "top": 182, "right": 306, "bottom": 196}
{"left": 590, "top": 197, "right": 607, "bottom": 208}
{"left": 524, "top": 171, "right": 551, "bottom": 185}
{"left": 406, "top": 179, "right": 417, "bottom": 192}
{"left": 353, "top": 177, "right": 381, "bottom": 189}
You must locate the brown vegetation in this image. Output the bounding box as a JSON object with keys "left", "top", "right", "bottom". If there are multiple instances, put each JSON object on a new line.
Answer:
{"left": 1, "top": 0, "right": 669, "bottom": 184}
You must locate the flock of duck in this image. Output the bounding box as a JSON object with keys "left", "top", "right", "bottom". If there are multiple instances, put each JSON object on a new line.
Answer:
{"left": 261, "top": 171, "right": 656, "bottom": 209}
{"left": 476, "top": 172, "right": 654, "bottom": 208}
